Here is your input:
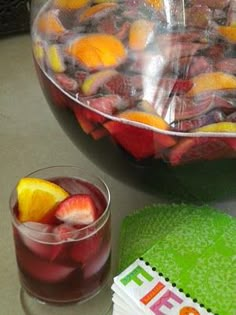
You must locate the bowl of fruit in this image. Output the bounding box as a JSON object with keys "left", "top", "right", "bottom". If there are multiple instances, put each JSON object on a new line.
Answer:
{"left": 31, "top": 0, "right": 236, "bottom": 202}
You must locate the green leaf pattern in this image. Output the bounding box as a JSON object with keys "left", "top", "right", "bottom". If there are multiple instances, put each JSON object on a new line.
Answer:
{"left": 119, "top": 204, "right": 236, "bottom": 315}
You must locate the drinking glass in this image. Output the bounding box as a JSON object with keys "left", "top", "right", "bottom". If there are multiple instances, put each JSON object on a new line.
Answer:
{"left": 10, "top": 165, "right": 112, "bottom": 315}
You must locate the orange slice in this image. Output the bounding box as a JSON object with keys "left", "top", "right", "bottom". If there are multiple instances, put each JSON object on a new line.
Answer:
{"left": 195, "top": 122, "right": 236, "bottom": 133}
{"left": 187, "top": 72, "right": 236, "bottom": 97}
{"left": 129, "top": 19, "right": 154, "bottom": 51}
{"left": 54, "top": 0, "right": 90, "bottom": 10}
{"left": 66, "top": 34, "right": 127, "bottom": 70}
{"left": 118, "top": 111, "right": 170, "bottom": 130}
{"left": 145, "top": 0, "right": 163, "bottom": 10}
{"left": 37, "top": 10, "right": 66, "bottom": 36}
{"left": 17, "top": 178, "right": 69, "bottom": 223}
{"left": 118, "top": 110, "right": 176, "bottom": 148}
{"left": 218, "top": 26, "right": 236, "bottom": 44}
{"left": 79, "top": 3, "right": 118, "bottom": 23}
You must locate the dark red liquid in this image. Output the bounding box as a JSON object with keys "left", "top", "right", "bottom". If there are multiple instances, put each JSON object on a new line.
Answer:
{"left": 13, "top": 177, "right": 111, "bottom": 304}
{"left": 35, "top": 63, "right": 236, "bottom": 204}
{"left": 32, "top": 0, "right": 236, "bottom": 203}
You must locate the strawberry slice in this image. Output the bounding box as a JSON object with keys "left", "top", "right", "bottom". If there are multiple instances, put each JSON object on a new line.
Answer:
{"left": 53, "top": 224, "right": 79, "bottom": 241}
{"left": 70, "top": 233, "right": 102, "bottom": 265}
{"left": 55, "top": 194, "right": 96, "bottom": 225}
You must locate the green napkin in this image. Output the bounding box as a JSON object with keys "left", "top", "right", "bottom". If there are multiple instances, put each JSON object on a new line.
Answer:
{"left": 118, "top": 204, "right": 236, "bottom": 315}
{"left": 118, "top": 204, "right": 197, "bottom": 272}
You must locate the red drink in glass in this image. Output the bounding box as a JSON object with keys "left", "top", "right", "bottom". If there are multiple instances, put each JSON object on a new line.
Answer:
{"left": 10, "top": 166, "right": 111, "bottom": 305}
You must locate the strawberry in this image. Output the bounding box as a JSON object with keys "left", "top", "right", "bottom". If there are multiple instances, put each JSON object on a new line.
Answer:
{"left": 53, "top": 224, "right": 79, "bottom": 241}
{"left": 70, "top": 233, "right": 102, "bottom": 265}
{"left": 55, "top": 194, "right": 96, "bottom": 225}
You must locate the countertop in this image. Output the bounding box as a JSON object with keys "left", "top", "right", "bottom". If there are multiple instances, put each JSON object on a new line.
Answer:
{"left": 0, "top": 34, "right": 235, "bottom": 315}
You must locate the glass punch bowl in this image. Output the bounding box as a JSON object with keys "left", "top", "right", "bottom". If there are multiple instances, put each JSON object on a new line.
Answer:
{"left": 31, "top": 0, "right": 236, "bottom": 203}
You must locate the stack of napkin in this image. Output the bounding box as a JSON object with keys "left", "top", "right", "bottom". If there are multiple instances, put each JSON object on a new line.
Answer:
{"left": 112, "top": 204, "right": 236, "bottom": 315}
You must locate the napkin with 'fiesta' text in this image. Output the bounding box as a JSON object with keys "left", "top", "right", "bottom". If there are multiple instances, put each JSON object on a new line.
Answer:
{"left": 112, "top": 204, "right": 236, "bottom": 315}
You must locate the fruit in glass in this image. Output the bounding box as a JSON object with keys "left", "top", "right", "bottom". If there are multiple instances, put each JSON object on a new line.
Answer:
{"left": 10, "top": 166, "right": 111, "bottom": 304}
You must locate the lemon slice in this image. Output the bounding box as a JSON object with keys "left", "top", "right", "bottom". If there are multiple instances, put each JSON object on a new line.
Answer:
{"left": 195, "top": 122, "right": 236, "bottom": 133}
{"left": 17, "top": 178, "right": 69, "bottom": 223}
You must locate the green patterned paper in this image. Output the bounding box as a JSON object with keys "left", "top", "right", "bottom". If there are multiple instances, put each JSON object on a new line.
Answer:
{"left": 119, "top": 204, "right": 227, "bottom": 271}
{"left": 119, "top": 204, "right": 236, "bottom": 315}
{"left": 118, "top": 204, "right": 196, "bottom": 272}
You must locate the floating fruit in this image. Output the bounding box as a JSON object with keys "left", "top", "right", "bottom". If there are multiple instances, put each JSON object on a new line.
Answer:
{"left": 118, "top": 111, "right": 170, "bottom": 130}
{"left": 145, "top": 0, "right": 163, "bottom": 10}
{"left": 169, "top": 122, "right": 236, "bottom": 165}
{"left": 17, "top": 178, "right": 69, "bottom": 223}
{"left": 194, "top": 122, "right": 236, "bottom": 133}
{"left": 81, "top": 69, "right": 118, "bottom": 96}
{"left": 187, "top": 72, "right": 236, "bottom": 97}
{"left": 118, "top": 111, "right": 176, "bottom": 147}
{"left": 186, "top": 4, "right": 212, "bottom": 29}
{"left": 37, "top": 10, "right": 66, "bottom": 36}
{"left": 54, "top": 0, "right": 89, "bottom": 10}
{"left": 172, "top": 109, "right": 225, "bottom": 132}
{"left": 46, "top": 45, "right": 65, "bottom": 73}
{"left": 54, "top": 73, "right": 78, "bottom": 91}
{"left": 217, "top": 26, "right": 236, "bottom": 43}
{"left": 70, "top": 233, "right": 102, "bottom": 264}
{"left": 91, "top": 127, "right": 108, "bottom": 140}
{"left": 32, "top": 38, "right": 45, "bottom": 65}
{"left": 73, "top": 107, "right": 96, "bottom": 134}
{"left": 55, "top": 194, "right": 96, "bottom": 225}
{"left": 129, "top": 19, "right": 154, "bottom": 51}
{"left": 190, "top": 0, "right": 230, "bottom": 10}
{"left": 169, "top": 137, "right": 234, "bottom": 166}
{"left": 97, "top": 15, "right": 117, "bottom": 34}
{"left": 104, "top": 111, "right": 176, "bottom": 159}
{"left": 65, "top": 34, "right": 127, "bottom": 70}
{"left": 103, "top": 73, "right": 134, "bottom": 98}
{"left": 87, "top": 95, "right": 123, "bottom": 115}
{"left": 79, "top": 3, "right": 118, "bottom": 23}
{"left": 104, "top": 121, "right": 158, "bottom": 159}
{"left": 215, "top": 58, "right": 236, "bottom": 74}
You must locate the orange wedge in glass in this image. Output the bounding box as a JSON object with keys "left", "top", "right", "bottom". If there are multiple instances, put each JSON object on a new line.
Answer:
{"left": 37, "top": 10, "right": 66, "bottom": 36}
{"left": 54, "top": 0, "right": 89, "bottom": 10}
{"left": 17, "top": 178, "right": 69, "bottom": 223}
{"left": 66, "top": 34, "right": 126, "bottom": 70}
{"left": 187, "top": 72, "right": 236, "bottom": 97}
